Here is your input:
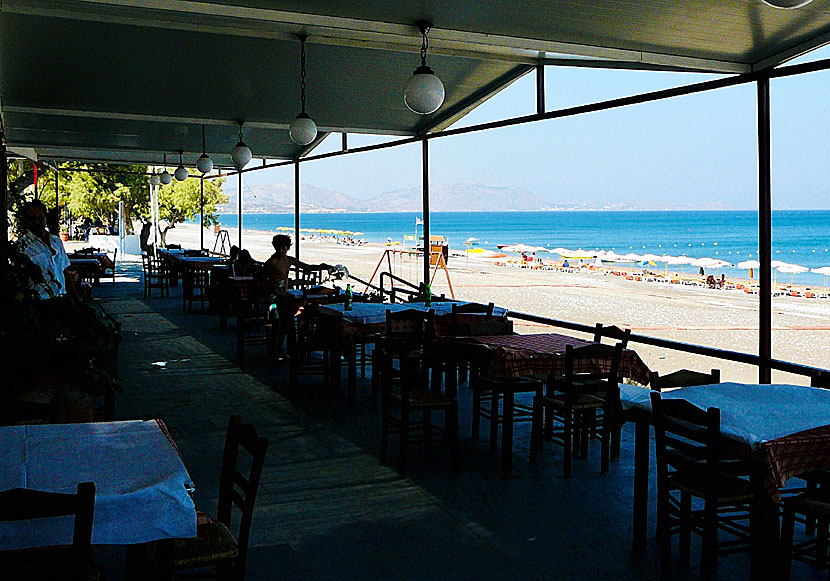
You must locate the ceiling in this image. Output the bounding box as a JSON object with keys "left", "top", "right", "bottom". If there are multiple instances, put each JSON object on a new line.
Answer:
{"left": 2, "top": 0, "right": 830, "bottom": 168}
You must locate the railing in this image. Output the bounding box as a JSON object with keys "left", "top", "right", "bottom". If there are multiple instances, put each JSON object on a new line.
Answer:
{"left": 507, "top": 310, "right": 830, "bottom": 387}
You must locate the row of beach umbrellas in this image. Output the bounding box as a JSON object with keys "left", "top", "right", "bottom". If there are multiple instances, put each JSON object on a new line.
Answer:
{"left": 494, "top": 244, "right": 830, "bottom": 288}
{"left": 275, "top": 226, "right": 364, "bottom": 236}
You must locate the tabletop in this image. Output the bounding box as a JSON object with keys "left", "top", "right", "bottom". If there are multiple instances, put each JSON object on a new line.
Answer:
{"left": 0, "top": 420, "right": 197, "bottom": 550}
{"left": 319, "top": 301, "right": 508, "bottom": 326}
{"left": 620, "top": 382, "right": 830, "bottom": 500}
{"left": 451, "top": 332, "right": 652, "bottom": 384}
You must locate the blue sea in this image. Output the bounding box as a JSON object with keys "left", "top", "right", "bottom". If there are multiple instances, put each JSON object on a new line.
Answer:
{"left": 216, "top": 210, "right": 830, "bottom": 286}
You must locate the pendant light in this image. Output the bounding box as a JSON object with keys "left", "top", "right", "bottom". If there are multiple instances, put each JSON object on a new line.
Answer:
{"left": 174, "top": 150, "right": 188, "bottom": 181}
{"left": 403, "top": 21, "right": 444, "bottom": 115}
{"left": 159, "top": 153, "right": 172, "bottom": 185}
{"left": 289, "top": 34, "right": 317, "bottom": 146}
{"left": 149, "top": 173, "right": 160, "bottom": 186}
{"left": 196, "top": 124, "right": 213, "bottom": 174}
{"left": 231, "top": 120, "right": 253, "bottom": 170}
{"left": 762, "top": 0, "right": 813, "bottom": 7}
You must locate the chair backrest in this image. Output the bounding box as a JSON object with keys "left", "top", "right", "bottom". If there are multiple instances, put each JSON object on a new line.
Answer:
{"left": 593, "top": 323, "right": 631, "bottom": 348}
{"left": 561, "top": 342, "right": 625, "bottom": 404}
{"left": 650, "top": 368, "right": 721, "bottom": 392}
{"left": 216, "top": 416, "right": 268, "bottom": 580}
{"left": 650, "top": 392, "right": 726, "bottom": 490}
{"left": 0, "top": 482, "right": 96, "bottom": 577}
{"left": 451, "top": 302, "right": 495, "bottom": 317}
{"left": 385, "top": 309, "right": 435, "bottom": 352}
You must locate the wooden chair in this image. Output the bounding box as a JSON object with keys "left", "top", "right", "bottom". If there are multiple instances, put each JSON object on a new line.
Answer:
{"left": 650, "top": 392, "right": 755, "bottom": 580}
{"left": 593, "top": 322, "right": 631, "bottom": 347}
{"left": 650, "top": 368, "right": 720, "bottom": 391}
{"left": 182, "top": 264, "right": 211, "bottom": 313}
{"left": 0, "top": 482, "right": 97, "bottom": 581}
{"left": 104, "top": 248, "right": 117, "bottom": 285}
{"left": 781, "top": 488, "right": 830, "bottom": 580}
{"left": 172, "top": 415, "right": 268, "bottom": 581}
{"left": 529, "top": 342, "right": 623, "bottom": 478}
{"left": 141, "top": 253, "right": 169, "bottom": 298}
{"left": 287, "top": 302, "right": 342, "bottom": 390}
{"left": 379, "top": 309, "right": 459, "bottom": 470}
{"left": 234, "top": 280, "right": 275, "bottom": 365}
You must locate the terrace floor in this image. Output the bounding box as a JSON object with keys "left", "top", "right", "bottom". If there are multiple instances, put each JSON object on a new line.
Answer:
{"left": 92, "top": 258, "right": 824, "bottom": 580}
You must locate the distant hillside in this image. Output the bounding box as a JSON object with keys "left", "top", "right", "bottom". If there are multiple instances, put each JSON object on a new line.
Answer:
{"left": 218, "top": 182, "right": 549, "bottom": 213}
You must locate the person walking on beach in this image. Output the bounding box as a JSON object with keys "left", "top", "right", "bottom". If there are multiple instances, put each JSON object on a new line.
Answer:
{"left": 259, "top": 234, "right": 330, "bottom": 359}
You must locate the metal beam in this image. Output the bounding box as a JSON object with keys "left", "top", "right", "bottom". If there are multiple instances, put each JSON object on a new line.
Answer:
{"left": 200, "top": 175, "right": 204, "bottom": 250}
{"left": 421, "top": 137, "right": 430, "bottom": 289}
{"left": 536, "top": 64, "right": 545, "bottom": 115}
{"left": 0, "top": 139, "right": 7, "bottom": 243}
{"left": 757, "top": 77, "right": 772, "bottom": 385}
{"left": 294, "top": 160, "right": 300, "bottom": 260}
{"left": 237, "top": 171, "right": 242, "bottom": 249}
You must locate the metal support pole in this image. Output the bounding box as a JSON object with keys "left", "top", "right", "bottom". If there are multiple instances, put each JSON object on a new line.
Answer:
{"left": 536, "top": 64, "right": 545, "bottom": 114}
{"left": 294, "top": 160, "right": 300, "bottom": 260}
{"left": 342, "top": 132, "right": 348, "bottom": 151}
{"left": 757, "top": 77, "right": 772, "bottom": 385}
{"left": 0, "top": 139, "right": 7, "bottom": 243}
{"left": 421, "top": 137, "right": 430, "bottom": 289}
{"left": 200, "top": 176, "right": 204, "bottom": 251}
{"left": 237, "top": 171, "right": 242, "bottom": 249}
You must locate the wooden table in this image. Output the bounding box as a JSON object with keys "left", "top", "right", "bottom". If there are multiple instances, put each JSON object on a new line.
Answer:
{"left": 620, "top": 382, "right": 830, "bottom": 578}
{"left": 68, "top": 257, "right": 103, "bottom": 286}
{"left": 318, "top": 301, "right": 509, "bottom": 400}
{"left": 447, "top": 332, "right": 651, "bottom": 475}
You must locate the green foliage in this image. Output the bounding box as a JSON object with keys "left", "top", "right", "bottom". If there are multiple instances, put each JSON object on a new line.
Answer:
{"left": 156, "top": 172, "right": 227, "bottom": 245}
{"left": 0, "top": 240, "right": 121, "bottom": 400}
{"left": 8, "top": 163, "right": 226, "bottom": 238}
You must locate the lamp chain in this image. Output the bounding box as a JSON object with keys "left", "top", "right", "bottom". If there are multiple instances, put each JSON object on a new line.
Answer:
{"left": 300, "top": 38, "right": 307, "bottom": 114}
{"left": 238, "top": 125, "right": 244, "bottom": 142}
{"left": 201, "top": 124, "right": 207, "bottom": 153}
{"left": 420, "top": 26, "right": 429, "bottom": 67}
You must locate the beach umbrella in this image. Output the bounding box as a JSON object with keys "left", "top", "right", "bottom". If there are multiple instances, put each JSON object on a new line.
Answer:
{"left": 276, "top": 226, "right": 293, "bottom": 231}
{"left": 640, "top": 253, "right": 662, "bottom": 262}
{"left": 737, "top": 259, "right": 761, "bottom": 280}
{"left": 662, "top": 255, "right": 693, "bottom": 277}
{"left": 598, "top": 250, "right": 623, "bottom": 262}
{"left": 551, "top": 247, "right": 572, "bottom": 256}
{"left": 777, "top": 263, "right": 808, "bottom": 287}
{"left": 621, "top": 253, "right": 644, "bottom": 262}
{"left": 811, "top": 266, "right": 830, "bottom": 290}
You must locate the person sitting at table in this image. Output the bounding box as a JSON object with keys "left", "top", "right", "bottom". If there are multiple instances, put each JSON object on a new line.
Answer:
{"left": 258, "top": 234, "right": 330, "bottom": 359}
{"left": 17, "top": 200, "right": 76, "bottom": 300}
{"left": 233, "top": 249, "right": 260, "bottom": 276}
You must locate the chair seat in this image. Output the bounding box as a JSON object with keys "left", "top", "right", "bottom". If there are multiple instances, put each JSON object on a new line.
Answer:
{"left": 537, "top": 393, "right": 604, "bottom": 411}
{"left": 669, "top": 471, "right": 755, "bottom": 504}
{"left": 389, "top": 390, "right": 456, "bottom": 408}
{"left": 174, "top": 519, "right": 239, "bottom": 568}
{"left": 785, "top": 489, "right": 830, "bottom": 517}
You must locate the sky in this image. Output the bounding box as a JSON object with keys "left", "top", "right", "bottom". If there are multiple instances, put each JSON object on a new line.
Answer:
{"left": 240, "top": 45, "right": 830, "bottom": 210}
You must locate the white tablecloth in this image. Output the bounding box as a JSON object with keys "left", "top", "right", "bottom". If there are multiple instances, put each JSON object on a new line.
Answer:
{"left": 319, "top": 301, "right": 508, "bottom": 325}
{"left": 0, "top": 420, "right": 197, "bottom": 549}
{"left": 620, "top": 382, "right": 830, "bottom": 449}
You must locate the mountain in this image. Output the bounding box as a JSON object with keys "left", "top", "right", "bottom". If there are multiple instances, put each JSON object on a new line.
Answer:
{"left": 218, "top": 182, "right": 549, "bottom": 213}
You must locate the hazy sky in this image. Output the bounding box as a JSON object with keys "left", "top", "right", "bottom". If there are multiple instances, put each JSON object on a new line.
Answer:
{"left": 242, "top": 45, "right": 830, "bottom": 210}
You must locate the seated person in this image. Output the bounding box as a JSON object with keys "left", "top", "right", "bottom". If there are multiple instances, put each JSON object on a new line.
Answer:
{"left": 233, "top": 249, "right": 260, "bottom": 276}
{"left": 562, "top": 259, "right": 570, "bottom": 268}
{"left": 258, "top": 234, "right": 330, "bottom": 358}
{"left": 17, "top": 200, "right": 75, "bottom": 300}
{"left": 706, "top": 274, "right": 717, "bottom": 288}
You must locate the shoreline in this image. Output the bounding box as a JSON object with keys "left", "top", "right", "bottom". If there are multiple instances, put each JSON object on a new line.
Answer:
{"left": 164, "top": 222, "right": 830, "bottom": 386}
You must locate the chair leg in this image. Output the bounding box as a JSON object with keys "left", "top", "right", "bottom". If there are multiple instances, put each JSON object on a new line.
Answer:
{"left": 471, "top": 379, "right": 481, "bottom": 440}
{"left": 700, "top": 493, "right": 717, "bottom": 581}
{"left": 657, "top": 486, "right": 672, "bottom": 579}
{"left": 423, "top": 410, "right": 432, "bottom": 460}
{"left": 489, "top": 388, "right": 500, "bottom": 454}
{"left": 529, "top": 397, "right": 543, "bottom": 464}
{"left": 398, "top": 406, "right": 409, "bottom": 471}
{"left": 448, "top": 402, "right": 459, "bottom": 470}
{"left": 780, "top": 503, "right": 795, "bottom": 581}
{"left": 563, "top": 407, "right": 572, "bottom": 478}
{"left": 679, "top": 492, "right": 692, "bottom": 565}
{"left": 600, "top": 416, "right": 610, "bottom": 475}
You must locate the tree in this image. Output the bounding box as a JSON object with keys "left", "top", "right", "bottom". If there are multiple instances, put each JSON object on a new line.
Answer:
{"left": 35, "top": 163, "right": 149, "bottom": 234}
{"left": 156, "top": 173, "right": 227, "bottom": 246}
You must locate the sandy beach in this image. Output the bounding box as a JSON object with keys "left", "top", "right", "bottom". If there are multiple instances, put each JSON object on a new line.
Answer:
{"left": 163, "top": 222, "right": 830, "bottom": 386}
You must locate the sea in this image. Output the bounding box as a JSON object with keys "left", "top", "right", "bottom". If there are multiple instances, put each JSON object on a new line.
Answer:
{"left": 215, "top": 210, "right": 830, "bottom": 286}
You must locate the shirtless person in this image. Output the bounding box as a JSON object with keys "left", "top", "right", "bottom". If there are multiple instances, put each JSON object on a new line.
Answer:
{"left": 259, "top": 234, "right": 330, "bottom": 358}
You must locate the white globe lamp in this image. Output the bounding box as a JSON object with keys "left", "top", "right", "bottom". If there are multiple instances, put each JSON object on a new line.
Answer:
{"left": 404, "top": 21, "right": 444, "bottom": 115}
{"left": 289, "top": 113, "right": 317, "bottom": 146}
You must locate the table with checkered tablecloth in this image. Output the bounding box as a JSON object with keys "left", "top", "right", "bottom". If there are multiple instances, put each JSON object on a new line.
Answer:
{"left": 445, "top": 332, "right": 649, "bottom": 475}
{"left": 451, "top": 332, "right": 651, "bottom": 384}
